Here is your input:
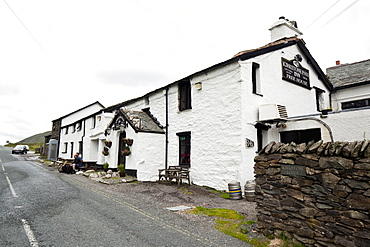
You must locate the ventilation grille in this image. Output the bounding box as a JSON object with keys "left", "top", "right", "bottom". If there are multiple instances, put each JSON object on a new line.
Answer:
{"left": 277, "top": 105, "right": 288, "bottom": 119}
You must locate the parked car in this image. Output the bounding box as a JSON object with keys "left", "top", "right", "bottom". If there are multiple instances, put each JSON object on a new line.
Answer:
{"left": 12, "top": 145, "right": 29, "bottom": 154}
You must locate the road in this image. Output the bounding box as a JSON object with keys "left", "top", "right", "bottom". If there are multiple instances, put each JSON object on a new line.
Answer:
{"left": 0, "top": 146, "right": 248, "bottom": 247}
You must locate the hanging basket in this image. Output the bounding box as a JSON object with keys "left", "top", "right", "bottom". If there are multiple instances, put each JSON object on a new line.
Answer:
{"left": 123, "top": 138, "right": 134, "bottom": 146}
{"left": 102, "top": 151, "right": 109, "bottom": 156}
{"left": 104, "top": 140, "right": 112, "bottom": 148}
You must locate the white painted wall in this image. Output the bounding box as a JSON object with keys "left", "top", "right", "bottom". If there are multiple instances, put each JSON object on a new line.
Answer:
{"left": 331, "top": 84, "right": 370, "bottom": 111}
{"left": 61, "top": 103, "right": 103, "bottom": 127}
{"left": 322, "top": 109, "right": 370, "bottom": 141}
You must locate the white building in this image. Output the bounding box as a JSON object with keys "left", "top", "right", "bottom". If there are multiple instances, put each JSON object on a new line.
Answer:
{"left": 56, "top": 101, "right": 105, "bottom": 160}
{"left": 322, "top": 59, "right": 370, "bottom": 141}
{"left": 55, "top": 17, "right": 367, "bottom": 191}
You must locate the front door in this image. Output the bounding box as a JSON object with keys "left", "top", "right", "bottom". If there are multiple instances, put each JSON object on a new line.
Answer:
{"left": 177, "top": 132, "right": 191, "bottom": 167}
{"left": 118, "top": 131, "right": 126, "bottom": 167}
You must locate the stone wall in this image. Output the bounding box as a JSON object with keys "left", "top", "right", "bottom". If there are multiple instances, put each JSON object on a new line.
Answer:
{"left": 254, "top": 140, "right": 370, "bottom": 247}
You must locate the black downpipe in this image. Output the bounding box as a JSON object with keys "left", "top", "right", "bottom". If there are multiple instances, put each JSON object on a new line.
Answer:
{"left": 165, "top": 87, "right": 169, "bottom": 169}
{"left": 81, "top": 119, "right": 86, "bottom": 157}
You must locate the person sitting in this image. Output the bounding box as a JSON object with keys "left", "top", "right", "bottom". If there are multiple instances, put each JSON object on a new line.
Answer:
{"left": 72, "top": 152, "right": 83, "bottom": 172}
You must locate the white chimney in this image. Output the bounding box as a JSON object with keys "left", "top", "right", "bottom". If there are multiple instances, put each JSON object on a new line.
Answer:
{"left": 269, "top": 16, "right": 302, "bottom": 42}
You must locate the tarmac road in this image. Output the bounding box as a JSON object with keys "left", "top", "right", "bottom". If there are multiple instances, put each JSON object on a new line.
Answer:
{"left": 1, "top": 146, "right": 256, "bottom": 246}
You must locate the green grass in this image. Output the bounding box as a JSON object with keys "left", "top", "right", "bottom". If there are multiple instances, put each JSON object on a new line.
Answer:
{"left": 190, "top": 206, "right": 269, "bottom": 247}
{"left": 190, "top": 207, "right": 305, "bottom": 247}
{"left": 205, "top": 187, "right": 231, "bottom": 199}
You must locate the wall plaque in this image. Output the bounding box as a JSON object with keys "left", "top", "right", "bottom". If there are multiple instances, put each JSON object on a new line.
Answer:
{"left": 281, "top": 165, "right": 306, "bottom": 176}
{"left": 281, "top": 58, "right": 310, "bottom": 88}
{"left": 245, "top": 138, "right": 254, "bottom": 148}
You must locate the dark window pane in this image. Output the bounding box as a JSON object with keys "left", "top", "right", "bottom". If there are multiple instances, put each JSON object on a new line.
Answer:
{"left": 280, "top": 128, "right": 321, "bottom": 144}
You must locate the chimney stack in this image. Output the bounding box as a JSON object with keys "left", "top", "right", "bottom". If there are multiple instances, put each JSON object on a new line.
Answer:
{"left": 269, "top": 17, "right": 303, "bottom": 42}
{"left": 336, "top": 60, "right": 340, "bottom": 66}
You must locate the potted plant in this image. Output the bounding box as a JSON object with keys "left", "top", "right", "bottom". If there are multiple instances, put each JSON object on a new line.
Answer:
{"left": 102, "top": 147, "right": 109, "bottom": 156}
{"left": 118, "top": 164, "right": 125, "bottom": 177}
{"left": 122, "top": 146, "right": 131, "bottom": 156}
{"left": 123, "top": 138, "right": 134, "bottom": 146}
{"left": 104, "top": 140, "right": 112, "bottom": 148}
{"left": 103, "top": 162, "right": 109, "bottom": 172}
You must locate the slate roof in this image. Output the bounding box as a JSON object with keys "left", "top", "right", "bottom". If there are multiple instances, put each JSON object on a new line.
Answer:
{"left": 102, "top": 36, "right": 333, "bottom": 112}
{"left": 326, "top": 59, "right": 370, "bottom": 89}
{"left": 120, "top": 108, "right": 164, "bottom": 134}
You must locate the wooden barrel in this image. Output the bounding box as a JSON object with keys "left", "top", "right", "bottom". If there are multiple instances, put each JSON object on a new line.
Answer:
{"left": 244, "top": 180, "right": 256, "bottom": 202}
{"left": 228, "top": 182, "right": 242, "bottom": 200}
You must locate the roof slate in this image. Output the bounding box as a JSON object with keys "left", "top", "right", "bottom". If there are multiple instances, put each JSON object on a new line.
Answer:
{"left": 326, "top": 59, "right": 370, "bottom": 89}
{"left": 121, "top": 108, "right": 164, "bottom": 134}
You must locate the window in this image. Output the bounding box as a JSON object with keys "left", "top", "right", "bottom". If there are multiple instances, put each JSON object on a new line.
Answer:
{"left": 62, "top": 142, "right": 68, "bottom": 153}
{"left": 342, "top": 98, "right": 370, "bottom": 110}
{"left": 314, "top": 87, "right": 325, "bottom": 111}
{"left": 145, "top": 96, "right": 150, "bottom": 106}
{"left": 252, "top": 62, "right": 261, "bottom": 95}
{"left": 70, "top": 142, "right": 74, "bottom": 158}
{"left": 78, "top": 141, "right": 83, "bottom": 156}
{"left": 65, "top": 127, "right": 68, "bottom": 135}
{"left": 280, "top": 128, "right": 321, "bottom": 144}
{"left": 72, "top": 124, "right": 76, "bottom": 133}
{"left": 177, "top": 132, "right": 191, "bottom": 167}
{"left": 179, "top": 81, "right": 191, "bottom": 111}
{"left": 91, "top": 116, "right": 96, "bottom": 129}
{"left": 76, "top": 121, "right": 82, "bottom": 132}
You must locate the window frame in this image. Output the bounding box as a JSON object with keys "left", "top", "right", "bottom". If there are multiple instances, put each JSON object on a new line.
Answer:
{"left": 176, "top": 132, "right": 191, "bottom": 167}
{"left": 178, "top": 81, "right": 192, "bottom": 111}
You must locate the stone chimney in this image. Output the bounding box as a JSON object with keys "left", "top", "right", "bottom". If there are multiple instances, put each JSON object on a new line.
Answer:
{"left": 269, "top": 16, "right": 303, "bottom": 42}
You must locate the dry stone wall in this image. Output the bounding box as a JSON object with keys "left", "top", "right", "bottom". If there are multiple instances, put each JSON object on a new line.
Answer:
{"left": 254, "top": 140, "right": 370, "bottom": 247}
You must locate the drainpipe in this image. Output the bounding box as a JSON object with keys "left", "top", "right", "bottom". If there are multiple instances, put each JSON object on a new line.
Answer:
{"left": 165, "top": 87, "right": 169, "bottom": 169}
{"left": 81, "top": 119, "right": 86, "bottom": 157}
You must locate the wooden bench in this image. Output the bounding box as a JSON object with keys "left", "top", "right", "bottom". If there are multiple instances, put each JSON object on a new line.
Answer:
{"left": 158, "top": 166, "right": 190, "bottom": 185}
{"left": 78, "top": 161, "right": 98, "bottom": 171}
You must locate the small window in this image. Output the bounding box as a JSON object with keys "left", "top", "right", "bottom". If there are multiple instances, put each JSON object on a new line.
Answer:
{"left": 79, "top": 141, "right": 83, "bottom": 156}
{"left": 62, "top": 142, "right": 68, "bottom": 153}
{"left": 342, "top": 98, "right": 370, "bottom": 110}
{"left": 179, "top": 81, "right": 192, "bottom": 111}
{"left": 72, "top": 124, "right": 76, "bottom": 133}
{"left": 280, "top": 128, "right": 321, "bottom": 144}
{"left": 76, "top": 121, "right": 82, "bottom": 132}
{"left": 252, "top": 62, "right": 261, "bottom": 95}
{"left": 145, "top": 96, "right": 150, "bottom": 106}
{"left": 65, "top": 127, "right": 68, "bottom": 135}
{"left": 70, "top": 142, "right": 74, "bottom": 158}
{"left": 91, "top": 116, "right": 96, "bottom": 129}
{"left": 177, "top": 132, "right": 191, "bottom": 167}
{"left": 314, "top": 87, "right": 325, "bottom": 111}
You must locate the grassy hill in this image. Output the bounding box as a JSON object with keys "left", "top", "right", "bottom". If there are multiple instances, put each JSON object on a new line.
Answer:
{"left": 17, "top": 131, "right": 51, "bottom": 144}
{"left": 5, "top": 131, "right": 52, "bottom": 150}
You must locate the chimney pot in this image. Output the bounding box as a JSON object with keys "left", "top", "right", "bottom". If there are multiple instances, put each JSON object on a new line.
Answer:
{"left": 336, "top": 60, "right": 340, "bottom": 65}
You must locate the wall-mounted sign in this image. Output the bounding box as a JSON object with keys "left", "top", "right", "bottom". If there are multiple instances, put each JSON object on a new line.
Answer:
{"left": 281, "top": 58, "right": 310, "bottom": 88}
{"left": 245, "top": 138, "right": 254, "bottom": 148}
{"left": 281, "top": 165, "right": 306, "bottom": 176}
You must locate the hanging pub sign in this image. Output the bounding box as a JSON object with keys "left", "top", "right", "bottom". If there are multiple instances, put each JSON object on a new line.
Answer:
{"left": 281, "top": 57, "right": 310, "bottom": 88}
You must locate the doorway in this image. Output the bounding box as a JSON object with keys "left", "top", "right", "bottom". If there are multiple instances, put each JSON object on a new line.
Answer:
{"left": 118, "top": 131, "right": 126, "bottom": 167}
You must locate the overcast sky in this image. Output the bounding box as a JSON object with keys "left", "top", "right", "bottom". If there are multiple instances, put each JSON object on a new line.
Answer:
{"left": 0, "top": 0, "right": 369, "bottom": 144}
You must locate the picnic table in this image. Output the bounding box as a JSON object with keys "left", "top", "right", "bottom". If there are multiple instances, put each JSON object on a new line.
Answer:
{"left": 158, "top": 166, "right": 190, "bottom": 185}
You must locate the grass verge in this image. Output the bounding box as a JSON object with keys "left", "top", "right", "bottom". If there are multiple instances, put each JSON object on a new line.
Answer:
{"left": 190, "top": 206, "right": 305, "bottom": 247}
{"left": 190, "top": 206, "right": 269, "bottom": 247}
